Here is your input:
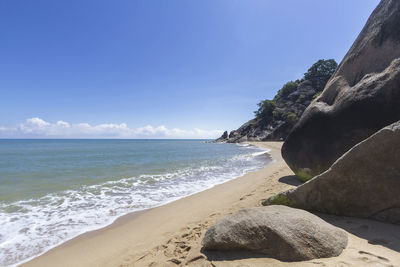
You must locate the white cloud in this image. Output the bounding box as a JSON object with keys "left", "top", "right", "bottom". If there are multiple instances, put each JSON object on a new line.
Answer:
{"left": 19, "top": 117, "right": 50, "bottom": 133}
{"left": 0, "top": 118, "right": 223, "bottom": 139}
{"left": 56, "top": 120, "right": 70, "bottom": 128}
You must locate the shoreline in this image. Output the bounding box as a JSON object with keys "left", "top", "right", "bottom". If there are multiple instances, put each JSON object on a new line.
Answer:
{"left": 21, "top": 141, "right": 400, "bottom": 266}
{"left": 21, "top": 141, "right": 282, "bottom": 267}
{"left": 17, "top": 142, "right": 272, "bottom": 266}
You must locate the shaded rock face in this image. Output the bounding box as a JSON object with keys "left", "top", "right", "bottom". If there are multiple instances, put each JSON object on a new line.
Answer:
{"left": 282, "top": 0, "right": 400, "bottom": 177}
{"left": 223, "top": 80, "right": 317, "bottom": 143}
{"left": 215, "top": 131, "right": 228, "bottom": 142}
{"left": 202, "top": 205, "right": 347, "bottom": 261}
{"left": 271, "top": 121, "right": 400, "bottom": 224}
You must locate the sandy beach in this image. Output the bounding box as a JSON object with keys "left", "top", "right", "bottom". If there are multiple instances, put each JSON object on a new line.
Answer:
{"left": 22, "top": 142, "right": 400, "bottom": 267}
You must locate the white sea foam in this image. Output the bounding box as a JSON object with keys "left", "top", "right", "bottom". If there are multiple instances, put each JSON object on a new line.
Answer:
{"left": 235, "top": 143, "right": 251, "bottom": 147}
{"left": 0, "top": 145, "right": 270, "bottom": 267}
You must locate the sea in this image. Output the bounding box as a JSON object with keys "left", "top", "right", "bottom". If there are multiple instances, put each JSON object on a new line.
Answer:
{"left": 0, "top": 139, "right": 271, "bottom": 266}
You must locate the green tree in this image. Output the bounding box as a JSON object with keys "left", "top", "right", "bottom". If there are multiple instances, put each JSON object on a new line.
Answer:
{"left": 285, "top": 112, "right": 298, "bottom": 124}
{"left": 254, "top": 100, "right": 276, "bottom": 123}
{"left": 275, "top": 80, "right": 300, "bottom": 99}
{"left": 304, "top": 59, "right": 338, "bottom": 91}
{"left": 253, "top": 58, "right": 337, "bottom": 126}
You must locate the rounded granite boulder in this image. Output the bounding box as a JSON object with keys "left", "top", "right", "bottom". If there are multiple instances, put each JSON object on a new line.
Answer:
{"left": 202, "top": 205, "right": 347, "bottom": 261}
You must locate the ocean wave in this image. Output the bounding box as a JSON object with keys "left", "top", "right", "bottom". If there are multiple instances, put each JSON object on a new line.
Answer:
{"left": 235, "top": 143, "right": 252, "bottom": 147}
{"left": 0, "top": 145, "right": 271, "bottom": 267}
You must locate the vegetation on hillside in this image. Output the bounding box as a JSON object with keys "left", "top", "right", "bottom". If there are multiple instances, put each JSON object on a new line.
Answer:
{"left": 304, "top": 59, "right": 338, "bottom": 91}
{"left": 216, "top": 58, "right": 338, "bottom": 144}
{"left": 254, "top": 59, "right": 338, "bottom": 126}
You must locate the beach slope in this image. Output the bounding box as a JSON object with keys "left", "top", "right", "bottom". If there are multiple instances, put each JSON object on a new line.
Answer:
{"left": 22, "top": 142, "right": 400, "bottom": 266}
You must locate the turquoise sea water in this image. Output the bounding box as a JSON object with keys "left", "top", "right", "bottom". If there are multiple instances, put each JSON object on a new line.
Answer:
{"left": 0, "top": 139, "right": 271, "bottom": 266}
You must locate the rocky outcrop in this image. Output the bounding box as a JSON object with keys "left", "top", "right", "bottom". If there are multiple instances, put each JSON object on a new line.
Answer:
{"left": 221, "top": 80, "right": 319, "bottom": 143}
{"left": 215, "top": 131, "right": 228, "bottom": 142}
{"left": 202, "top": 205, "right": 348, "bottom": 261}
{"left": 266, "top": 121, "right": 400, "bottom": 224}
{"left": 282, "top": 0, "right": 400, "bottom": 177}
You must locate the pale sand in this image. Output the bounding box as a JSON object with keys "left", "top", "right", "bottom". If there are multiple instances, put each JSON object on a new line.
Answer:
{"left": 22, "top": 142, "right": 400, "bottom": 267}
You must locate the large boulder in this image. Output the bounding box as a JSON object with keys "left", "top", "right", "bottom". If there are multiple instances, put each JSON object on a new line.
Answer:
{"left": 282, "top": 0, "right": 400, "bottom": 177}
{"left": 267, "top": 121, "right": 400, "bottom": 224}
{"left": 202, "top": 205, "right": 347, "bottom": 261}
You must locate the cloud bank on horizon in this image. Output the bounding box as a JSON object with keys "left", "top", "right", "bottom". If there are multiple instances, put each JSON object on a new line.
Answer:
{"left": 0, "top": 118, "right": 223, "bottom": 139}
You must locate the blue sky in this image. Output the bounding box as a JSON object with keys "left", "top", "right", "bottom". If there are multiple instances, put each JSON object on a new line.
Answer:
{"left": 0, "top": 0, "right": 379, "bottom": 138}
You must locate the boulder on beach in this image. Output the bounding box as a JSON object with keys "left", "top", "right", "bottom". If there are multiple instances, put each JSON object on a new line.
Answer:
{"left": 282, "top": 0, "right": 400, "bottom": 177}
{"left": 266, "top": 121, "right": 400, "bottom": 224}
{"left": 202, "top": 205, "right": 347, "bottom": 261}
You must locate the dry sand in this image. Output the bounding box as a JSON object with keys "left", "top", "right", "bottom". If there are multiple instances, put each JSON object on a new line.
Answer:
{"left": 22, "top": 142, "right": 400, "bottom": 267}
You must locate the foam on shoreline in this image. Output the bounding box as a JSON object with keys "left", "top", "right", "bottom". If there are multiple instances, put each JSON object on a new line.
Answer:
{"left": 1, "top": 144, "right": 271, "bottom": 267}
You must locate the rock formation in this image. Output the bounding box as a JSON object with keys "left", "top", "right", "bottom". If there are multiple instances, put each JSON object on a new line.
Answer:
{"left": 282, "top": 0, "right": 400, "bottom": 177}
{"left": 215, "top": 131, "right": 228, "bottom": 142}
{"left": 202, "top": 205, "right": 347, "bottom": 261}
{"left": 266, "top": 121, "right": 400, "bottom": 224}
{"left": 218, "top": 80, "right": 321, "bottom": 143}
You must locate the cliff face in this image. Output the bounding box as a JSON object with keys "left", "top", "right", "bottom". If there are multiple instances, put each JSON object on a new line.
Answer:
{"left": 216, "top": 80, "right": 320, "bottom": 143}
{"left": 281, "top": 0, "right": 400, "bottom": 177}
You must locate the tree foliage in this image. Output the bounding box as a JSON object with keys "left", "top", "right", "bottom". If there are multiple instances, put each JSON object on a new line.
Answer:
{"left": 286, "top": 112, "right": 298, "bottom": 124}
{"left": 304, "top": 59, "right": 338, "bottom": 91}
{"left": 275, "top": 80, "right": 300, "bottom": 99}
{"left": 253, "top": 58, "right": 338, "bottom": 125}
{"left": 254, "top": 100, "right": 276, "bottom": 123}
{"left": 304, "top": 59, "right": 337, "bottom": 80}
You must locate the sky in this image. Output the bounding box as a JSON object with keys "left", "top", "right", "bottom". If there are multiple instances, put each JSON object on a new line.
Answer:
{"left": 0, "top": 0, "right": 380, "bottom": 138}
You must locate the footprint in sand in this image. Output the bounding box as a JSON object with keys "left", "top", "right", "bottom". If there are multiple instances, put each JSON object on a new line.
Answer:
{"left": 358, "top": 250, "right": 392, "bottom": 266}
{"left": 135, "top": 221, "right": 214, "bottom": 266}
{"left": 239, "top": 193, "right": 254, "bottom": 201}
{"left": 208, "top": 212, "right": 220, "bottom": 218}
{"left": 310, "top": 261, "right": 328, "bottom": 266}
{"left": 168, "top": 258, "right": 182, "bottom": 265}
{"left": 335, "top": 262, "right": 350, "bottom": 267}
{"left": 359, "top": 251, "right": 390, "bottom": 262}
{"left": 159, "top": 222, "right": 212, "bottom": 264}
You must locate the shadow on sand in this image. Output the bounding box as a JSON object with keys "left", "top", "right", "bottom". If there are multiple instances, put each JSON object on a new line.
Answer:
{"left": 317, "top": 213, "right": 400, "bottom": 253}
{"left": 200, "top": 248, "right": 271, "bottom": 262}
{"left": 278, "top": 175, "right": 302, "bottom": 186}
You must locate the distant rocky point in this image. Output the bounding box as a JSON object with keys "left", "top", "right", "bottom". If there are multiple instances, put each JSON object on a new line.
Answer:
{"left": 216, "top": 59, "right": 337, "bottom": 143}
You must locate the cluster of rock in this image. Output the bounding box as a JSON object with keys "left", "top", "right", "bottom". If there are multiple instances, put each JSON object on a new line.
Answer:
{"left": 203, "top": 0, "right": 400, "bottom": 262}
{"left": 216, "top": 80, "right": 320, "bottom": 143}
